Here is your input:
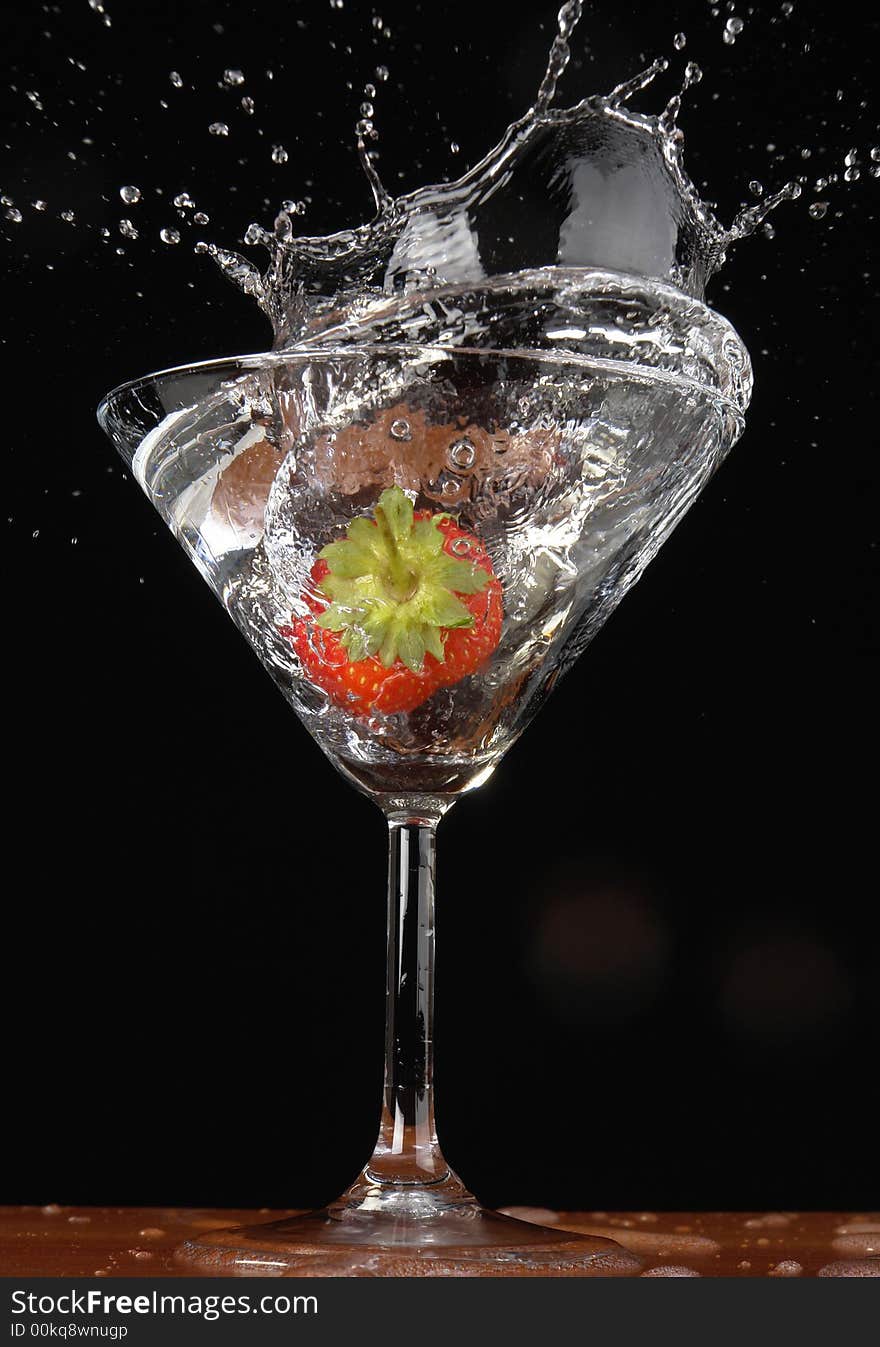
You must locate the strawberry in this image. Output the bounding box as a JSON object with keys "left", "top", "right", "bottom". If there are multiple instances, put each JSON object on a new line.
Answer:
{"left": 281, "top": 486, "right": 502, "bottom": 716}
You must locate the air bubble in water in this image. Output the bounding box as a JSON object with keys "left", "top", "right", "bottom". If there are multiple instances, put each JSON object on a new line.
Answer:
{"left": 808, "top": 201, "right": 828, "bottom": 219}
{"left": 160, "top": 227, "right": 181, "bottom": 244}
{"left": 119, "top": 185, "right": 141, "bottom": 204}
{"left": 223, "top": 68, "right": 245, "bottom": 86}
{"left": 673, "top": 33, "right": 687, "bottom": 50}
{"left": 208, "top": 122, "right": 229, "bottom": 137}
{"left": 118, "top": 218, "right": 138, "bottom": 239}
{"left": 271, "top": 144, "right": 289, "bottom": 164}
{"left": 449, "top": 437, "right": 477, "bottom": 469}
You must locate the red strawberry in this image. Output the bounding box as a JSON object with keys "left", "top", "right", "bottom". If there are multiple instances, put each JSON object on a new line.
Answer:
{"left": 280, "top": 486, "right": 502, "bottom": 716}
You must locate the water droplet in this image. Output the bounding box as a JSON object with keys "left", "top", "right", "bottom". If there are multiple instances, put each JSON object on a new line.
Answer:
{"left": 360, "top": 101, "right": 374, "bottom": 118}
{"left": 800, "top": 147, "right": 812, "bottom": 159}
{"left": 781, "top": 1, "right": 794, "bottom": 14}
{"left": 770, "top": 1259, "right": 802, "bottom": 1276}
{"left": 193, "top": 210, "right": 209, "bottom": 224}
{"left": 749, "top": 180, "right": 764, "bottom": 197}
{"left": 844, "top": 148, "right": 859, "bottom": 167}
{"left": 844, "top": 166, "right": 860, "bottom": 182}
{"left": 159, "top": 227, "right": 180, "bottom": 244}
{"left": 762, "top": 221, "right": 776, "bottom": 239}
{"left": 194, "top": 240, "right": 209, "bottom": 254}
{"left": 450, "top": 141, "right": 460, "bottom": 154}
{"left": 808, "top": 201, "right": 828, "bottom": 219}
{"left": 364, "top": 83, "right": 376, "bottom": 99}
{"left": 870, "top": 147, "right": 880, "bottom": 162}
{"left": 271, "top": 143, "right": 289, "bottom": 164}
{"left": 25, "top": 90, "right": 44, "bottom": 110}
{"left": 223, "top": 68, "right": 245, "bottom": 86}
{"left": 389, "top": 419, "right": 411, "bottom": 441}
{"left": 673, "top": 33, "right": 687, "bottom": 50}
{"left": 726, "top": 16, "right": 745, "bottom": 33}
{"left": 60, "top": 209, "right": 75, "bottom": 223}
{"left": 375, "top": 65, "right": 389, "bottom": 82}
{"left": 118, "top": 218, "right": 138, "bottom": 239}
{"left": 4, "top": 206, "right": 22, "bottom": 223}
{"left": 119, "top": 185, "right": 141, "bottom": 204}
{"left": 33, "top": 200, "right": 47, "bottom": 212}
{"left": 870, "top": 165, "right": 880, "bottom": 179}
{"left": 449, "top": 437, "right": 477, "bottom": 469}
{"left": 169, "top": 70, "right": 183, "bottom": 88}
{"left": 173, "top": 192, "right": 195, "bottom": 209}
{"left": 451, "top": 537, "right": 471, "bottom": 556}
{"left": 208, "top": 121, "right": 229, "bottom": 137}
{"left": 241, "top": 95, "right": 255, "bottom": 115}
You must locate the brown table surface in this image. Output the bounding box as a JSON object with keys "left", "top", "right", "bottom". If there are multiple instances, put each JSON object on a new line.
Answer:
{"left": 1, "top": 1207, "right": 878, "bottom": 1277}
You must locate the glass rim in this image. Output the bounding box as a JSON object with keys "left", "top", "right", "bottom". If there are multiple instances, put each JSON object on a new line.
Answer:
{"left": 97, "top": 340, "right": 749, "bottom": 432}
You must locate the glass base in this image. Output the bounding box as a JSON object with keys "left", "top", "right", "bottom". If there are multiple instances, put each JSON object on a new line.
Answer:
{"left": 175, "top": 1180, "right": 641, "bottom": 1277}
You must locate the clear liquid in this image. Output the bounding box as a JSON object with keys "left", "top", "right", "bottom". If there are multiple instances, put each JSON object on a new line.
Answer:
{"left": 103, "top": 4, "right": 759, "bottom": 799}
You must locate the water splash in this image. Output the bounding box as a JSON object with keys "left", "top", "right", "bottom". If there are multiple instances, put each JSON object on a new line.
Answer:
{"left": 201, "top": 3, "right": 807, "bottom": 351}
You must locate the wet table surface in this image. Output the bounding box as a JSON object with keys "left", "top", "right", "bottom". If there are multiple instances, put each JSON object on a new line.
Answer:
{"left": 1, "top": 1206, "right": 878, "bottom": 1277}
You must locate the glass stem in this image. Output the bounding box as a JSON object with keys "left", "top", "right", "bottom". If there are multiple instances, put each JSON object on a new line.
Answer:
{"left": 364, "top": 809, "right": 449, "bottom": 1187}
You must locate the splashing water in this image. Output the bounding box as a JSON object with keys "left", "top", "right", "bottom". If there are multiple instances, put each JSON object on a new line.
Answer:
{"left": 195, "top": 1, "right": 801, "bottom": 355}
{"left": 100, "top": 3, "right": 781, "bottom": 796}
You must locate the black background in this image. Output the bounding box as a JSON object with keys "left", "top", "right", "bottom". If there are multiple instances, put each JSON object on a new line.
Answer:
{"left": 2, "top": 0, "right": 877, "bottom": 1214}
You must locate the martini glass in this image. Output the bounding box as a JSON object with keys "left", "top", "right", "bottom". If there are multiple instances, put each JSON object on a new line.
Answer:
{"left": 98, "top": 282, "right": 749, "bottom": 1274}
